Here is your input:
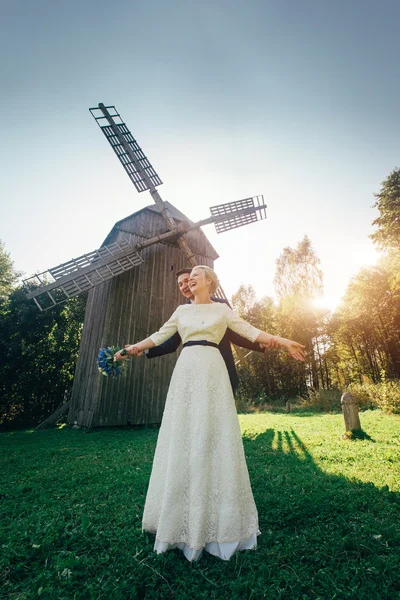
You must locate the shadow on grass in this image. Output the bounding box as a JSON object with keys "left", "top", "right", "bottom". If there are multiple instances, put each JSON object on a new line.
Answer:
{"left": 342, "top": 429, "right": 376, "bottom": 442}
{"left": 240, "top": 427, "right": 400, "bottom": 599}
{"left": 150, "top": 426, "right": 400, "bottom": 597}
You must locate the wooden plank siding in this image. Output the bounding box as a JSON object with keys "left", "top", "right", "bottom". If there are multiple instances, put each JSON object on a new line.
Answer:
{"left": 68, "top": 206, "right": 217, "bottom": 427}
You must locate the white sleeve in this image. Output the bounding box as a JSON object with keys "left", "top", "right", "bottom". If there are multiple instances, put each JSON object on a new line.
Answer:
{"left": 224, "top": 304, "right": 261, "bottom": 343}
{"left": 149, "top": 308, "right": 180, "bottom": 346}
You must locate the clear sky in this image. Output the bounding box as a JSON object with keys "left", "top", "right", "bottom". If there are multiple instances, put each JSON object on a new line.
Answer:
{"left": 1, "top": 0, "right": 399, "bottom": 310}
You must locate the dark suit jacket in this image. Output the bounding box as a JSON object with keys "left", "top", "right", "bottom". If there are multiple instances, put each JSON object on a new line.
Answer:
{"left": 146, "top": 297, "right": 263, "bottom": 393}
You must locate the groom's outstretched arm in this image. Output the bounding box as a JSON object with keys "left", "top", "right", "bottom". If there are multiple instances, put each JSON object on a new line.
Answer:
{"left": 227, "top": 329, "right": 265, "bottom": 353}
{"left": 146, "top": 332, "right": 182, "bottom": 359}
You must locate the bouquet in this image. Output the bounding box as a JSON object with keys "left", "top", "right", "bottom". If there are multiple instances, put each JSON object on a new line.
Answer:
{"left": 96, "top": 346, "right": 129, "bottom": 377}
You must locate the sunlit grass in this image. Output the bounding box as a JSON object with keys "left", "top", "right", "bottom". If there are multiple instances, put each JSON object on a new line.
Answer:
{"left": 1, "top": 411, "right": 399, "bottom": 599}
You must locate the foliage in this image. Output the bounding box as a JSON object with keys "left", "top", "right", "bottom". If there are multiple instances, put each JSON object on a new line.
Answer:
{"left": 233, "top": 237, "right": 330, "bottom": 404}
{"left": 370, "top": 167, "right": 400, "bottom": 251}
{"left": 231, "top": 283, "right": 256, "bottom": 317}
{"left": 1, "top": 412, "right": 399, "bottom": 599}
{"left": 274, "top": 235, "right": 327, "bottom": 391}
{"left": 0, "top": 289, "right": 86, "bottom": 429}
{"left": 382, "top": 250, "right": 400, "bottom": 296}
{"left": 274, "top": 235, "right": 323, "bottom": 300}
{"left": 348, "top": 376, "right": 400, "bottom": 414}
{"left": 231, "top": 186, "right": 400, "bottom": 411}
{"left": 330, "top": 261, "right": 400, "bottom": 384}
{"left": 296, "top": 387, "right": 343, "bottom": 412}
{"left": 232, "top": 287, "right": 302, "bottom": 402}
{"left": 0, "top": 239, "right": 20, "bottom": 299}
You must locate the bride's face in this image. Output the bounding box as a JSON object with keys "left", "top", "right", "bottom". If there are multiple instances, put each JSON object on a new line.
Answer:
{"left": 189, "top": 268, "right": 210, "bottom": 294}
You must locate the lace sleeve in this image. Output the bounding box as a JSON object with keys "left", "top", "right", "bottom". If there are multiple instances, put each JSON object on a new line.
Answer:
{"left": 149, "top": 308, "right": 180, "bottom": 346}
{"left": 223, "top": 305, "right": 261, "bottom": 343}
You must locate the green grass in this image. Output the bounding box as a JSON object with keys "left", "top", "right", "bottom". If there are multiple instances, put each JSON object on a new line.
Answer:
{"left": 1, "top": 411, "right": 400, "bottom": 600}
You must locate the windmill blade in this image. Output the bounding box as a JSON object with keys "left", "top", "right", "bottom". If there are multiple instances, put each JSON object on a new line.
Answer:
{"left": 89, "top": 104, "right": 163, "bottom": 193}
{"left": 209, "top": 195, "right": 267, "bottom": 234}
{"left": 90, "top": 103, "right": 198, "bottom": 267}
{"left": 23, "top": 238, "right": 144, "bottom": 312}
{"left": 22, "top": 221, "right": 206, "bottom": 312}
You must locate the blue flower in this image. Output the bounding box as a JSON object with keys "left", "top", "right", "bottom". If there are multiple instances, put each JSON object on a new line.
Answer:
{"left": 96, "top": 346, "right": 126, "bottom": 378}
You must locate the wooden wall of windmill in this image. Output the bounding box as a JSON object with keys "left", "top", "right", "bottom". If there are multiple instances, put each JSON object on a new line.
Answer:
{"left": 68, "top": 201, "right": 218, "bottom": 428}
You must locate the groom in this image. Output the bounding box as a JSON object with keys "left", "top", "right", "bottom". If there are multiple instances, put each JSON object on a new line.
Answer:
{"left": 146, "top": 268, "right": 271, "bottom": 394}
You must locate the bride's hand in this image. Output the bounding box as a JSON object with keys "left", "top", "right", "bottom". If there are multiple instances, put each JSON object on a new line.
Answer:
{"left": 283, "top": 340, "right": 306, "bottom": 362}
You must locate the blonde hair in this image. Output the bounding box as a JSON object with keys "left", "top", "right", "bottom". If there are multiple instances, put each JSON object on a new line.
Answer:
{"left": 192, "top": 265, "right": 220, "bottom": 295}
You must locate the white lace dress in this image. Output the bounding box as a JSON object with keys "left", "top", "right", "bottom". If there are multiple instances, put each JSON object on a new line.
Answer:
{"left": 142, "top": 302, "right": 262, "bottom": 561}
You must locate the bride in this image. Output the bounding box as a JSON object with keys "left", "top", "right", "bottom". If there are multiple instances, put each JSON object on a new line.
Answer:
{"left": 115, "top": 266, "right": 305, "bottom": 561}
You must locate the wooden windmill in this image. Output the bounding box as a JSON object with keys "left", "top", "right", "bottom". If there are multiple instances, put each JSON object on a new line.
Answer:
{"left": 24, "top": 103, "right": 267, "bottom": 427}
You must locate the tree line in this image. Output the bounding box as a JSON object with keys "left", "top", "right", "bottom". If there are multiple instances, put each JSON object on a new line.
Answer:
{"left": 1, "top": 168, "right": 399, "bottom": 427}
{"left": 233, "top": 168, "right": 400, "bottom": 411}
{"left": 0, "top": 251, "right": 86, "bottom": 428}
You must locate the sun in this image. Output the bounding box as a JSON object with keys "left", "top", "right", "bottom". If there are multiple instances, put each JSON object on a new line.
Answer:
{"left": 312, "top": 295, "right": 343, "bottom": 312}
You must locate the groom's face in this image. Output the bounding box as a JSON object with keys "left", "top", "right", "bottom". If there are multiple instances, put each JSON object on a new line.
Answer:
{"left": 177, "top": 272, "right": 194, "bottom": 300}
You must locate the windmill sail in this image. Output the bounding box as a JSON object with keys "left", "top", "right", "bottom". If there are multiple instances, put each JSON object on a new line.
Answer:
{"left": 89, "top": 104, "right": 163, "bottom": 193}
{"left": 23, "top": 238, "right": 144, "bottom": 312}
{"left": 210, "top": 195, "right": 267, "bottom": 234}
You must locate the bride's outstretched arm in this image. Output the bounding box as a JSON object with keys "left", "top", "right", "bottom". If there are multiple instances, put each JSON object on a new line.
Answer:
{"left": 114, "top": 307, "right": 180, "bottom": 360}
{"left": 114, "top": 337, "right": 156, "bottom": 360}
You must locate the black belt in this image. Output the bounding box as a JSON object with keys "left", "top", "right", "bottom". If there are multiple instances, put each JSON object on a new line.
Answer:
{"left": 182, "top": 340, "right": 219, "bottom": 349}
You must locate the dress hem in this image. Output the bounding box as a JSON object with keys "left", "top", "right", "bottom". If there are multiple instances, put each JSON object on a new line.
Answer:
{"left": 144, "top": 529, "right": 261, "bottom": 562}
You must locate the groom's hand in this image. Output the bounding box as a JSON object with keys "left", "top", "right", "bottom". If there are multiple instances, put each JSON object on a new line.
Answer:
{"left": 125, "top": 344, "right": 144, "bottom": 357}
{"left": 260, "top": 336, "right": 280, "bottom": 350}
{"left": 114, "top": 348, "right": 129, "bottom": 361}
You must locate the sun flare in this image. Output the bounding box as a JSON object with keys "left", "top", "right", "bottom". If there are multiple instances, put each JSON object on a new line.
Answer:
{"left": 312, "top": 295, "right": 343, "bottom": 312}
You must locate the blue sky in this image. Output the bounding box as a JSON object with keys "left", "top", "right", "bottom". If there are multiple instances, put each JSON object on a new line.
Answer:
{"left": 1, "top": 0, "right": 399, "bottom": 309}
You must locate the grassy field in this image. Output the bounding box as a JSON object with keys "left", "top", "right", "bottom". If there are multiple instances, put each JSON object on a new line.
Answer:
{"left": 1, "top": 410, "right": 400, "bottom": 600}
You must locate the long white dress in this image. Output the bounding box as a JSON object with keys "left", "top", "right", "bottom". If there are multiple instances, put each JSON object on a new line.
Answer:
{"left": 142, "top": 302, "right": 262, "bottom": 561}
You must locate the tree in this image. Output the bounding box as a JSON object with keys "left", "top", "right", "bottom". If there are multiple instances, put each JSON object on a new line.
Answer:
{"left": 0, "top": 239, "right": 20, "bottom": 299}
{"left": 231, "top": 284, "right": 256, "bottom": 317}
{"left": 381, "top": 250, "right": 400, "bottom": 296}
{"left": 0, "top": 289, "right": 86, "bottom": 429}
{"left": 370, "top": 167, "right": 400, "bottom": 251}
{"left": 232, "top": 291, "right": 286, "bottom": 402}
{"left": 274, "top": 236, "right": 324, "bottom": 390}
{"left": 330, "top": 263, "right": 400, "bottom": 382}
{"left": 274, "top": 236, "right": 323, "bottom": 300}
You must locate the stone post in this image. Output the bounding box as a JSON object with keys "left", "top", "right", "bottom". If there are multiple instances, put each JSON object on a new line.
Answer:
{"left": 341, "top": 392, "right": 361, "bottom": 432}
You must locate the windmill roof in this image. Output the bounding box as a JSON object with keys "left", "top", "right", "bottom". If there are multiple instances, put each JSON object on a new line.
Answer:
{"left": 102, "top": 201, "right": 219, "bottom": 259}
{"left": 146, "top": 202, "right": 194, "bottom": 224}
